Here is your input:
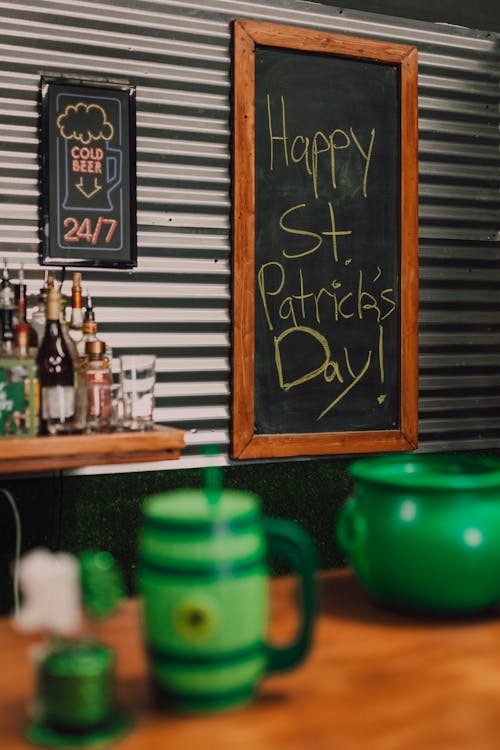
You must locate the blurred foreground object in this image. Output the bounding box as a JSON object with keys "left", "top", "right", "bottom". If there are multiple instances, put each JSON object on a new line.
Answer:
{"left": 337, "top": 453, "right": 500, "bottom": 613}
{"left": 138, "top": 486, "right": 318, "bottom": 714}
{"left": 13, "top": 548, "right": 132, "bottom": 748}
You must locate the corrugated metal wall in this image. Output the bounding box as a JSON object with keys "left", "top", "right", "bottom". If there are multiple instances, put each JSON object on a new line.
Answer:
{"left": 0, "top": 0, "right": 498, "bottom": 475}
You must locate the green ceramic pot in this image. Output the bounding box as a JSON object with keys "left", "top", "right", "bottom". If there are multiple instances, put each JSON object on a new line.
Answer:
{"left": 137, "top": 489, "right": 317, "bottom": 714}
{"left": 337, "top": 454, "right": 500, "bottom": 614}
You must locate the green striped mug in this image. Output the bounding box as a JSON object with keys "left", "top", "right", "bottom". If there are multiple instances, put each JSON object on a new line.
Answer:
{"left": 137, "top": 489, "right": 317, "bottom": 714}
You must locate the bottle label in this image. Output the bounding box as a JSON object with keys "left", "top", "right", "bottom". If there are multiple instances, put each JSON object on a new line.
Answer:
{"left": 0, "top": 287, "right": 15, "bottom": 308}
{"left": 87, "top": 370, "right": 111, "bottom": 420}
{"left": 41, "top": 386, "right": 75, "bottom": 422}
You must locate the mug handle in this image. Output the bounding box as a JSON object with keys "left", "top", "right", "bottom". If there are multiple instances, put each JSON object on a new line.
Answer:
{"left": 336, "top": 497, "right": 365, "bottom": 553}
{"left": 263, "top": 517, "right": 318, "bottom": 674}
{"left": 335, "top": 497, "right": 359, "bottom": 553}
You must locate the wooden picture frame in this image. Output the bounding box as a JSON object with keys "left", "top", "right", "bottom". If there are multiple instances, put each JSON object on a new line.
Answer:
{"left": 231, "top": 19, "right": 418, "bottom": 459}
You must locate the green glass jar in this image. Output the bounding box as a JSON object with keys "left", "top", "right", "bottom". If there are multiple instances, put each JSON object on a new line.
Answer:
{"left": 37, "top": 643, "right": 115, "bottom": 730}
{"left": 337, "top": 454, "right": 500, "bottom": 613}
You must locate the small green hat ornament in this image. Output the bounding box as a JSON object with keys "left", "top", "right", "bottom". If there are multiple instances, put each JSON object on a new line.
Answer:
{"left": 13, "top": 548, "right": 132, "bottom": 749}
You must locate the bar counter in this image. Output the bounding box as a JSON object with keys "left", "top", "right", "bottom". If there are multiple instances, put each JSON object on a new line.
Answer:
{"left": 2, "top": 570, "right": 500, "bottom": 750}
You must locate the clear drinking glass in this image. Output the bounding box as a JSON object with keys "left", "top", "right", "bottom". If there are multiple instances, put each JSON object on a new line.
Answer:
{"left": 118, "top": 355, "right": 156, "bottom": 430}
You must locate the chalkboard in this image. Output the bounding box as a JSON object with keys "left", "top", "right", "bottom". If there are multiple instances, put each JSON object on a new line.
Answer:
{"left": 232, "top": 20, "right": 419, "bottom": 459}
{"left": 40, "top": 78, "right": 137, "bottom": 268}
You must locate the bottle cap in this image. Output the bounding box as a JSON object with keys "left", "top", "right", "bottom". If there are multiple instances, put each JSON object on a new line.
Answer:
{"left": 85, "top": 339, "right": 105, "bottom": 356}
{"left": 84, "top": 292, "right": 95, "bottom": 322}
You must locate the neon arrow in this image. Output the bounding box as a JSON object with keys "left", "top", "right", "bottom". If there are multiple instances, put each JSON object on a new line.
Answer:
{"left": 76, "top": 177, "right": 102, "bottom": 199}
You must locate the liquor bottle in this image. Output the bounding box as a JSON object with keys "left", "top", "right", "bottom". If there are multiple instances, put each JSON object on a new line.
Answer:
{"left": 77, "top": 292, "right": 98, "bottom": 359}
{"left": 37, "top": 287, "right": 75, "bottom": 435}
{"left": 15, "top": 275, "right": 39, "bottom": 354}
{"left": 77, "top": 291, "right": 113, "bottom": 368}
{"left": 14, "top": 322, "right": 30, "bottom": 359}
{"left": 69, "top": 272, "right": 84, "bottom": 345}
{"left": 12, "top": 322, "right": 40, "bottom": 435}
{"left": 60, "top": 294, "right": 80, "bottom": 368}
{"left": 12, "top": 263, "right": 23, "bottom": 328}
{"left": 0, "top": 259, "right": 15, "bottom": 356}
{"left": 0, "top": 258, "right": 15, "bottom": 311}
{"left": 30, "top": 271, "right": 49, "bottom": 345}
{"left": 83, "top": 339, "right": 111, "bottom": 432}
{"left": 60, "top": 294, "right": 86, "bottom": 432}
{"left": 0, "top": 307, "right": 14, "bottom": 356}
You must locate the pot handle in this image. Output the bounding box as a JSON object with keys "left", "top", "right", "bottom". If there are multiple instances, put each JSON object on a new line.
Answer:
{"left": 336, "top": 498, "right": 366, "bottom": 554}
{"left": 263, "top": 517, "right": 318, "bottom": 675}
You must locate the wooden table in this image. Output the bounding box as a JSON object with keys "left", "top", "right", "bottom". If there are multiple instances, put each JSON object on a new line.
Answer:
{"left": 2, "top": 570, "right": 500, "bottom": 750}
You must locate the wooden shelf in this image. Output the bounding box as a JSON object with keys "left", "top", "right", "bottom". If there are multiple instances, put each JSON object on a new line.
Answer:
{"left": 0, "top": 425, "right": 185, "bottom": 474}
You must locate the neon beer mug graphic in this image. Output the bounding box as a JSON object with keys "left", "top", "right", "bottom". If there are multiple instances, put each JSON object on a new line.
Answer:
{"left": 61, "top": 141, "right": 122, "bottom": 212}
{"left": 56, "top": 101, "right": 123, "bottom": 212}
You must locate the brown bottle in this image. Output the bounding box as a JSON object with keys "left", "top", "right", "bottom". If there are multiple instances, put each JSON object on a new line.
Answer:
{"left": 83, "top": 339, "right": 111, "bottom": 432}
{"left": 15, "top": 281, "right": 38, "bottom": 354}
{"left": 37, "top": 288, "right": 75, "bottom": 435}
{"left": 69, "top": 272, "right": 84, "bottom": 345}
{"left": 77, "top": 291, "right": 98, "bottom": 359}
{"left": 30, "top": 271, "right": 49, "bottom": 345}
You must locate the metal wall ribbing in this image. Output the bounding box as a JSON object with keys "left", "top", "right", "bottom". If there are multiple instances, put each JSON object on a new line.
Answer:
{"left": 0, "top": 0, "right": 498, "bottom": 474}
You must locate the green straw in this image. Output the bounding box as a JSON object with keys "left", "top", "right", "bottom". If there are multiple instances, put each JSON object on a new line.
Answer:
{"left": 202, "top": 445, "right": 223, "bottom": 507}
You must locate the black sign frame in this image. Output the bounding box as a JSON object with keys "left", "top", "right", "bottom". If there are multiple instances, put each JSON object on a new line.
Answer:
{"left": 39, "top": 77, "right": 137, "bottom": 268}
